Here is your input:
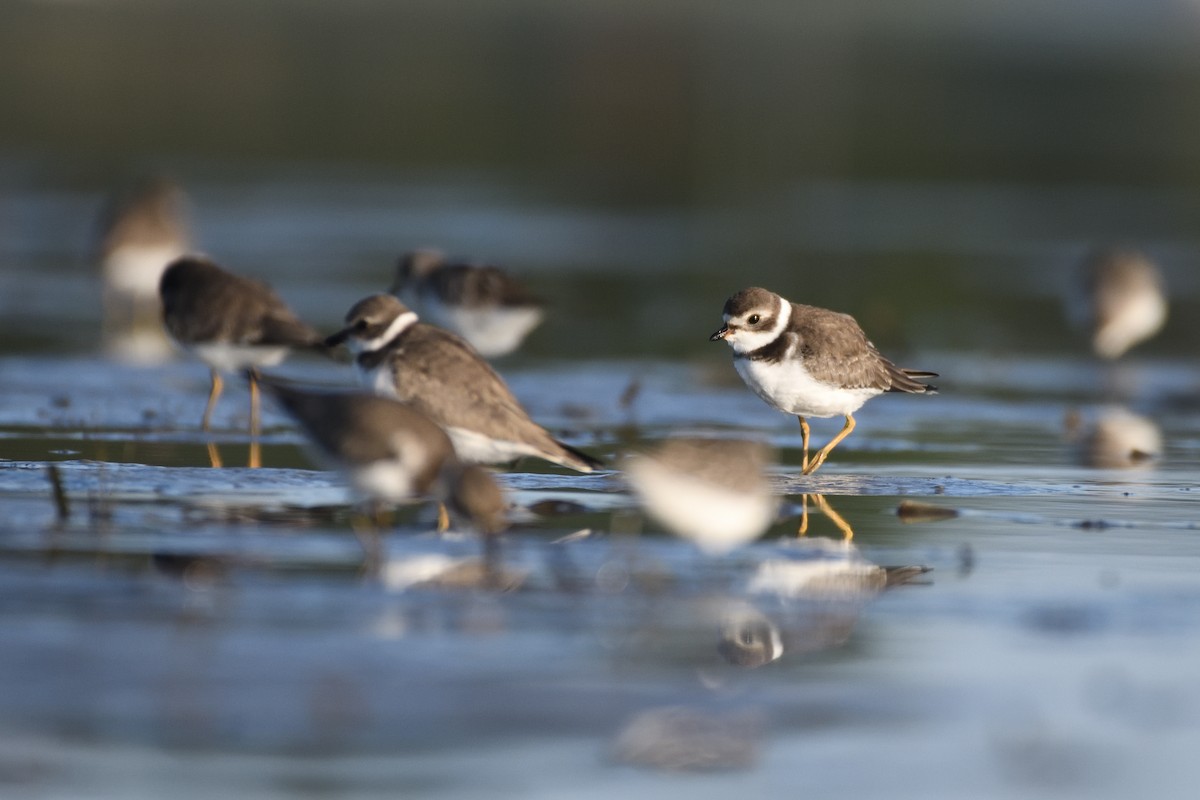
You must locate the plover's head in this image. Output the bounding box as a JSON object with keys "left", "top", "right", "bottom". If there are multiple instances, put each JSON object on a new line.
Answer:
{"left": 326, "top": 293, "right": 419, "bottom": 354}
{"left": 709, "top": 287, "right": 788, "bottom": 354}
{"left": 390, "top": 247, "right": 447, "bottom": 294}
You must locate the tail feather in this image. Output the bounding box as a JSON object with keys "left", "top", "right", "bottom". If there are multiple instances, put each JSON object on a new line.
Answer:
{"left": 882, "top": 565, "right": 934, "bottom": 588}
{"left": 553, "top": 440, "right": 605, "bottom": 473}
{"left": 887, "top": 367, "right": 938, "bottom": 394}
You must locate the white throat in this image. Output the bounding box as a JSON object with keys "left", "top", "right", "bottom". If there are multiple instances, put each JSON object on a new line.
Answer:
{"left": 349, "top": 311, "right": 418, "bottom": 354}
{"left": 728, "top": 299, "right": 790, "bottom": 355}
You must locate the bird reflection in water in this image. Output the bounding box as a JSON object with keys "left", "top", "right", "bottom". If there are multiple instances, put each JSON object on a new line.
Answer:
{"left": 1067, "top": 406, "right": 1162, "bottom": 469}
{"left": 796, "top": 492, "right": 855, "bottom": 540}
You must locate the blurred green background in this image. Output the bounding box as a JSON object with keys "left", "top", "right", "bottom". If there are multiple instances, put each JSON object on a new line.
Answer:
{"left": 1, "top": 0, "right": 1199, "bottom": 359}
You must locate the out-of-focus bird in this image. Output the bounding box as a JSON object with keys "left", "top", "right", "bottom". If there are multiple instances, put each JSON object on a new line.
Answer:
{"left": 94, "top": 175, "right": 192, "bottom": 363}
{"left": 159, "top": 256, "right": 324, "bottom": 467}
{"left": 1067, "top": 247, "right": 1167, "bottom": 359}
{"left": 390, "top": 247, "right": 544, "bottom": 358}
{"left": 624, "top": 437, "right": 779, "bottom": 555}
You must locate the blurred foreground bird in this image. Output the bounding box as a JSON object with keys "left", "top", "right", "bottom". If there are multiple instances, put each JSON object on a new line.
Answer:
{"left": 259, "top": 378, "right": 508, "bottom": 534}
{"left": 624, "top": 437, "right": 778, "bottom": 555}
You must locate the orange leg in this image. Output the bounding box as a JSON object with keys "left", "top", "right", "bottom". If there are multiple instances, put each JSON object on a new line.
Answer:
{"left": 247, "top": 370, "right": 261, "bottom": 469}
{"left": 201, "top": 369, "right": 223, "bottom": 431}
{"left": 798, "top": 493, "right": 810, "bottom": 536}
{"left": 803, "top": 414, "right": 856, "bottom": 475}
{"left": 350, "top": 507, "right": 383, "bottom": 577}
{"left": 812, "top": 493, "right": 854, "bottom": 542}
{"left": 437, "top": 502, "right": 451, "bottom": 532}
{"left": 206, "top": 440, "right": 223, "bottom": 469}
{"left": 798, "top": 416, "right": 810, "bottom": 473}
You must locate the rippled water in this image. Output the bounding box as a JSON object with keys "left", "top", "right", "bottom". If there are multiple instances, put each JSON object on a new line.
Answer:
{"left": 7, "top": 0, "right": 1200, "bottom": 791}
{"left": 2, "top": 327, "right": 1199, "bottom": 798}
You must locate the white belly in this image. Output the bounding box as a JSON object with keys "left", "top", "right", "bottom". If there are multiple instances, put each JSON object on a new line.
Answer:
{"left": 422, "top": 297, "right": 543, "bottom": 358}
{"left": 1093, "top": 289, "right": 1167, "bottom": 359}
{"left": 359, "top": 361, "right": 400, "bottom": 399}
{"left": 356, "top": 362, "right": 537, "bottom": 465}
{"left": 444, "top": 426, "right": 540, "bottom": 465}
{"left": 734, "top": 357, "right": 880, "bottom": 418}
{"left": 626, "top": 456, "right": 777, "bottom": 555}
{"left": 104, "top": 244, "right": 185, "bottom": 298}
{"left": 192, "top": 343, "right": 290, "bottom": 373}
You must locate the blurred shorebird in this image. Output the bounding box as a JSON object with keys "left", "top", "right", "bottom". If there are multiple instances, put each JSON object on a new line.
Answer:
{"left": 1066, "top": 247, "right": 1167, "bottom": 359}
{"left": 260, "top": 379, "right": 508, "bottom": 558}
{"left": 159, "top": 256, "right": 324, "bottom": 466}
{"left": 326, "top": 293, "right": 601, "bottom": 473}
{"left": 711, "top": 287, "right": 937, "bottom": 475}
{"left": 94, "top": 175, "right": 192, "bottom": 363}
{"left": 390, "top": 248, "right": 544, "bottom": 358}
{"left": 624, "top": 437, "right": 778, "bottom": 555}
{"left": 260, "top": 379, "right": 457, "bottom": 506}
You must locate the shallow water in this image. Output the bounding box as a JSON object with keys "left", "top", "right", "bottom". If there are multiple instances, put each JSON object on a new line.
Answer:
{"left": 7, "top": 0, "right": 1200, "bottom": 790}
{"left": 2, "top": 334, "right": 1199, "bottom": 799}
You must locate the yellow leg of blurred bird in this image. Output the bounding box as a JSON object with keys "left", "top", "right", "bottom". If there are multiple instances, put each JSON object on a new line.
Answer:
{"left": 247, "top": 371, "right": 261, "bottom": 469}
{"left": 798, "top": 416, "right": 810, "bottom": 473}
{"left": 206, "top": 440, "right": 223, "bottom": 469}
{"left": 803, "top": 414, "right": 856, "bottom": 475}
{"left": 797, "top": 493, "right": 810, "bottom": 536}
{"left": 201, "top": 369, "right": 223, "bottom": 432}
{"left": 350, "top": 507, "right": 383, "bottom": 577}
{"left": 813, "top": 493, "right": 854, "bottom": 542}
{"left": 437, "top": 502, "right": 451, "bottom": 532}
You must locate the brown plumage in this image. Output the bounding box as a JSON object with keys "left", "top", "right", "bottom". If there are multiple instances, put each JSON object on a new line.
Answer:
{"left": 712, "top": 286, "right": 936, "bottom": 475}
{"left": 260, "top": 379, "right": 456, "bottom": 498}
{"left": 159, "top": 255, "right": 324, "bottom": 448}
{"left": 160, "top": 256, "right": 322, "bottom": 350}
{"left": 328, "top": 294, "right": 601, "bottom": 472}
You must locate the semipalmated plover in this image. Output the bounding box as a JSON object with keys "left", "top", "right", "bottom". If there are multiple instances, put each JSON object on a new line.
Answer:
{"left": 159, "top": 256, "right": 324, "bottom": 449}
{"left": 94, "top": 175, "right": 192, "bottom": 363}
{"left": 711, "top": 287, "right": 936, "bottom": 475}
{"left": 1066, "top": 247, "right": 1167, "bottom": 359}
{"left": 390, "top": 248, "right": 544, "bottom": 358}
{"left": 624, "top": 438, "right": 778, "bottom": 555}
{"left": 326, "top": 294, "right": 601, "bottom": 472}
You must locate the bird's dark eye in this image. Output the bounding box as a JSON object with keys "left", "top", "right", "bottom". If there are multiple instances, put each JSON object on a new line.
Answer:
{"left": 355, "top": 319, "right": 369, "bottom": 331}
{"left": 748, "top": 314, "right": 761, "bottom": 325}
